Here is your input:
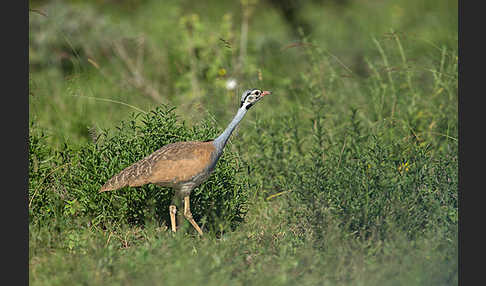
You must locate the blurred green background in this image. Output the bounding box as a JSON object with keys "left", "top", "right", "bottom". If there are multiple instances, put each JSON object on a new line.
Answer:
{"left": 29, "top": 0, "right": 457, "bottom": 148}
{"left": 29, "top": 0, "right": 457, "bottom": 285}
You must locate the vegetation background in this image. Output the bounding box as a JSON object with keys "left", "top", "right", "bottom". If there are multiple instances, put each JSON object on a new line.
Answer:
{"left": 29, "top": 0, "right": 458, "bottom": 285}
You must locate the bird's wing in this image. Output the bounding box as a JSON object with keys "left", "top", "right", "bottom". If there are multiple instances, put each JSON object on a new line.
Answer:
{"left": 99, "top": 141, "right": 215, "bottom": 192}
{"left": 145, "top": 141, "right": 216, "bottom": 185}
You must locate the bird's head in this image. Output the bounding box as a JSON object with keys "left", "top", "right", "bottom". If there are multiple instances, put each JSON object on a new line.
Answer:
{"left": 240, "top": 88, "right": 272, "bottom": 110}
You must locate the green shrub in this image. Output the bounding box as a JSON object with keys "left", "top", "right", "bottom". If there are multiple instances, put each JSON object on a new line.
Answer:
{"left": 29, "top": 125, "right": 70, "bottom": 224}
{"left": 29, "top": 105, "right": 250, "bottom": 232}
{"left": 237, "top": 39, "right": 458, "bottom": 243}
{"left": 296, "top": 127, "right": 457, "bottom": 241}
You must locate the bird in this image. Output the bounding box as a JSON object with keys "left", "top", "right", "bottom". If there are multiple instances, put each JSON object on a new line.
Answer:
{"left": 99, "top": 88, "right": 271, "bottom": 235}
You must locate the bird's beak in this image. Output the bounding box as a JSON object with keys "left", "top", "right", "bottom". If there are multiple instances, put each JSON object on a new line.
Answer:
{"left": 262, "top": 90, "right": 272, "bottom": 97}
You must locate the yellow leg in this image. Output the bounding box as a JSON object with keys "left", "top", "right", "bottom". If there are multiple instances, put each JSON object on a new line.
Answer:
{"left": 169, "top": 205, "right": 177, "bottom": 232}
{"left": 183, "top": 196, "right": 203, "bottom": 236}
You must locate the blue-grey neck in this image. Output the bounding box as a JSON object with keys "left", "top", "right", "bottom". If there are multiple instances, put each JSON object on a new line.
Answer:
{"left": 213, "top": 107, "right": 248, "bottom": 153}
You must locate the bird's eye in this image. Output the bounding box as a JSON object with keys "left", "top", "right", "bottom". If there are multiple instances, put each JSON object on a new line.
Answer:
{"left": 255, "top": 91, "right": 261, "bottom": 95}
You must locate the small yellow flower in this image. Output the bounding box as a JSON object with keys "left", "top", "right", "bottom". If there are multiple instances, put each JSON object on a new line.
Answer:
{"left": 218, "top": 68, "right": 227, "bottom": 77}
{"left": 398, "top": 161, "right": 409, "bottom": 173}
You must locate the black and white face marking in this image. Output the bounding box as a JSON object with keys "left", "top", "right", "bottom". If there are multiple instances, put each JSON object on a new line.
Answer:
{"left": 240, "top": 89, "right": 271, "bottom": 109}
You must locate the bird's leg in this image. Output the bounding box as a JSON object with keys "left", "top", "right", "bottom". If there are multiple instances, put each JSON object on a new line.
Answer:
{"left": 169, "top": 205, "right": 177, "bottom": 232}
{"left": 175, "top": 197, "right": 184, "bottom": 228}
{"left": 183, "top": 196, "right": 203, "bottom": 236}
{"left": 169, "top": 194, "right": 184, "bottom": 232}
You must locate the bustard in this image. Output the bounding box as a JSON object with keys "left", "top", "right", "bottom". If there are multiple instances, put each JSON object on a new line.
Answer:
{"left": 99, "top": 88, "right": 271, "bottom": 235}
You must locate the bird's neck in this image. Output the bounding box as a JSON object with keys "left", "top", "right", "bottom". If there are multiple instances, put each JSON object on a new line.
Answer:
{"left": 213, "top": 107, "right": 247, "bottom": 152}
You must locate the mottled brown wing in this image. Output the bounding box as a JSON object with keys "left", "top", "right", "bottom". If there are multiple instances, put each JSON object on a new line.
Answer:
{"left": 99, "top": 141, "right": 216, "bottom": 192}
{"left": 144, "top": 141, "right": 216, "bottom": 185}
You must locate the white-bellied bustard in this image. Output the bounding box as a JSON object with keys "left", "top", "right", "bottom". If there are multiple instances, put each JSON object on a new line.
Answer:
{"left": 99, "top": 89, "right": 271, "bottom": 235}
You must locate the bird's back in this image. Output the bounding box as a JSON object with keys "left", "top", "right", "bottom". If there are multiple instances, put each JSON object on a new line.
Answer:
{"left": 99, "top": 141, "right": 217, "bottom": 192}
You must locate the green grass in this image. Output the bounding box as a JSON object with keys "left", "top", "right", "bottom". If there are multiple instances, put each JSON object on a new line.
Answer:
{"left": 29, "top": 0, "right": 457, "bottom": 285}
{"left": 30, "top": 200, "right": 457, "bottom": 285}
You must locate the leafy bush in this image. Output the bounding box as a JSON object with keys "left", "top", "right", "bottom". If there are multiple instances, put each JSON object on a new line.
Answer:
{"left": 237, "top": 39, "right": 458, "bottom": 243}
{"left": 29, "top": 125, "right": 70, "bottom": 224}
{"left": 239, "top": 108, "right": 457, "bottom": 248}
{"left": 29, "top": 105, "right": 250, "bottom": 232}
{"left": 294, "top": 127, "right": 457, "bottom": 241}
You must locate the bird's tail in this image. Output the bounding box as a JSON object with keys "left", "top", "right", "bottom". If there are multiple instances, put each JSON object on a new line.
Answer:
{"left": 99, "top": 161, "right": 148, "bottom": 192}
{"left": 99, "top": 172, "right": 128, "bottom": 192}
